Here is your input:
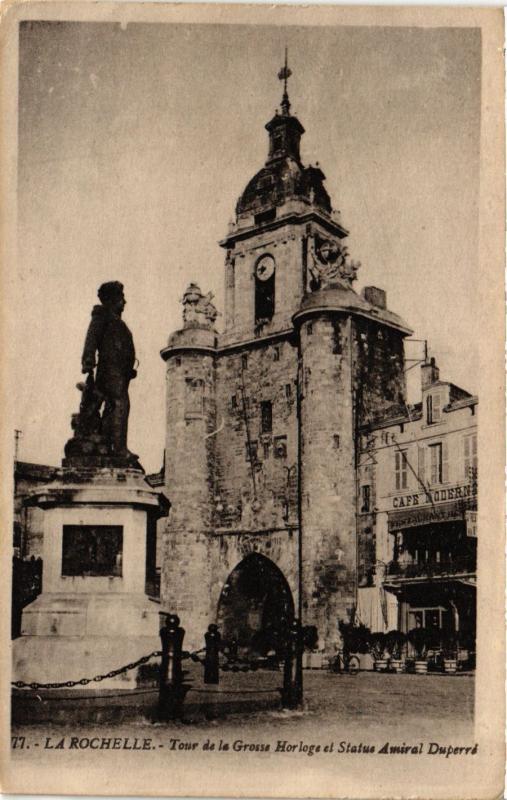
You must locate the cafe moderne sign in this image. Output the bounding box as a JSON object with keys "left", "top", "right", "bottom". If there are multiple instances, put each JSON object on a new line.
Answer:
{"left": 392, "top": 482, "right": 476, "bottom": 510}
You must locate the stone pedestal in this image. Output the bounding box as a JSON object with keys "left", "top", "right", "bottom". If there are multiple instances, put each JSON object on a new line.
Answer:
{"left": 13, "top": 467, "right": 169, "bottom": 690}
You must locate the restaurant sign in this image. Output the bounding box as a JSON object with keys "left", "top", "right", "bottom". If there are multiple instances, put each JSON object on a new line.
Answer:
{"left": 388, "top": 499, "right": 471, "bottom": 532}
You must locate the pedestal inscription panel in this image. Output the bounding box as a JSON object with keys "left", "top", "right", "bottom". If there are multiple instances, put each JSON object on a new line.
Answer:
{"left": 62, "top": 525, "right": 123, "bottom": 577}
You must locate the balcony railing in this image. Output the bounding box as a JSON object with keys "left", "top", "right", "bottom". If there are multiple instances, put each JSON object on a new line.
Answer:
{"left": 387, "top": 556, "right": 476, "bottom": 579}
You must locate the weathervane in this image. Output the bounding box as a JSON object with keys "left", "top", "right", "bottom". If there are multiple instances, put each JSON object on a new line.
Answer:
{"left": 278, "top": 47, "right": 292, "bottom": 115}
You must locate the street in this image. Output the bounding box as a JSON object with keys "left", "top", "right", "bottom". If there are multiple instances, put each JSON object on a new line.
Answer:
{"left": 12, "top": 670, "right": 475, "bottom": 767}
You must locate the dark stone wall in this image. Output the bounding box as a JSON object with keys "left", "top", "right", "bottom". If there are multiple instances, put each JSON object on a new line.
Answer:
{"left": 353, "top": 318, "right": 407, "bottom": 427}
{"left": 213, "top": 338, "right": 299, "bottom": 535}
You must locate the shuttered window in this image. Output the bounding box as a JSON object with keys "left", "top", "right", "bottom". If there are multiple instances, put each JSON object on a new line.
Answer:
{"left": 426, "top": 392, "right": 441, "bottom": 424}
{"left": 464, "top": 433, "right": 478, "bottom": 480}
{"left": 429, "top": 442, "right": 447, "bottom": 485}
{"left": 395, "top": 449, "right": 408, "bottom": 490}
{"left": 418, "top": 446, "right": 425, "bottom": 484}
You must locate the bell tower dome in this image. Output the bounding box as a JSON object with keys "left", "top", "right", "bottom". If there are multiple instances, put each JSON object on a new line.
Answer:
{"left": 221, "top": 52, "right": 348, "bottom": 345}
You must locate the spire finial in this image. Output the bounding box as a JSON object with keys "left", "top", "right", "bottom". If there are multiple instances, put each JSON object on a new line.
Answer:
{"left": 277, "top": 47, "right": 292, "bottom": 115}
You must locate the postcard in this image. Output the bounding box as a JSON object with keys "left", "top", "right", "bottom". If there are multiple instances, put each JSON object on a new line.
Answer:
{"left": 0, "top": 3, "right": 504, "bottom": 797}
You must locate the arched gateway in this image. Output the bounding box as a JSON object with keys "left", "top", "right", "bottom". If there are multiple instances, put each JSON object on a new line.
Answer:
{"left": 217, "top": 554, "right": 294, "bottom": 656}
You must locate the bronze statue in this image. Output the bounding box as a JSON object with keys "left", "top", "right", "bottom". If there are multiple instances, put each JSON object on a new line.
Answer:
{"left": 64, "top": 281, "right": 140, "bottom": 468}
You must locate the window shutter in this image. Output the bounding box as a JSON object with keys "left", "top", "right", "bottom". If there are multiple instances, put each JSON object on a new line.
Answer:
{"left": 418, "top": 446, "right": 425, "bottom": 485}
{"left": 433, "top": 393, "right": 441, "bottom": 422}
{"left": 442, "top": 440, "right": 449, "bottom": 483}
{"left": 426, "top": 395, "right": 432, "bottom": 424}
{"left": 463, "top": 435, "right": 470, "bottom": 479}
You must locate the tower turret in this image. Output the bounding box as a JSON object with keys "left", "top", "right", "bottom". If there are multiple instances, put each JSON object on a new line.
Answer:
{"left": 160, "top": 285, "right": 218, "bottom": 648}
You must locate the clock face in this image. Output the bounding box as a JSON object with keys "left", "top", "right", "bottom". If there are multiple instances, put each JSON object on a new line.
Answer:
{"left": 255, "top": 256, "right": 275, "bottom": 282}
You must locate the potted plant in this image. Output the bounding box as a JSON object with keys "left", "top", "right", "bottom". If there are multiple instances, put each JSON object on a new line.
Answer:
{"left": 407, "top": 626, "right": 429, "bottom": 674}
{"left": 337, "top": 620, "right": 371, "bottom": 672}
{"left": 369, "top": 632, "right": 388, "bottom": 672}
{"left": 442, "top": 632, "right": 458, "bottom": 674}
{"left": 386, "top": 630, "right": 406, "bottom": 673}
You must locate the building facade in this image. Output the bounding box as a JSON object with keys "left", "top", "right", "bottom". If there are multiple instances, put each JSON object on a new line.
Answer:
{"left": 14, "top": 461, "right": 58, "bottom": 558}
{"left": 356, "top": 358, "right": 477, "bottom": 655}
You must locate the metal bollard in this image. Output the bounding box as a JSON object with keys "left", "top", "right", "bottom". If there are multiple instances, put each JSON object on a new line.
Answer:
{"left": 281, "top": 618, "right": 304, "bottom": 710}
{"left": 158, "top": 613, "right": 188, "bottom": 721}
{"left": 204, "top": 624, "right": 221, "bottom": 685}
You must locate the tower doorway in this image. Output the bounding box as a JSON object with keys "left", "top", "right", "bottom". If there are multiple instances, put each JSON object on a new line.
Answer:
{"left": 217, "top": 554, "right": 294, "bottom": 656}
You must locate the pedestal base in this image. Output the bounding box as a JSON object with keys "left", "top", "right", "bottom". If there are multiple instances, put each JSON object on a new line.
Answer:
{"left": 13, "top": 593, "right": 161, "bottom": 689}
{"left": 13, "top": 466, "right": 169, "bottom": 692}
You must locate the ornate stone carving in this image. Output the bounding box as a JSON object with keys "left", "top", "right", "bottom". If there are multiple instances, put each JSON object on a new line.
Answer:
{"left": 182, "top": 283, "right": 220, "bottom": 329}
{"left": 308, "top": 235, "right": 361, "bottom": 291}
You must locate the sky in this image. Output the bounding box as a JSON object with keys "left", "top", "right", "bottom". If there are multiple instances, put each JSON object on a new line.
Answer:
{"left": 15, "top": 21, "right": 481, "bottom": 473}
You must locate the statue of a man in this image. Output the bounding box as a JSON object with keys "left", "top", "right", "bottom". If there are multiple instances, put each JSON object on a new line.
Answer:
{"left": 81, "top": 281, "right": 138, "bottom": 462}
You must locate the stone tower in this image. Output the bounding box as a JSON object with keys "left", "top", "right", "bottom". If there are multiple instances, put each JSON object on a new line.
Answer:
{"left": 160, "top": 62, "right": 412, "bottom": 652}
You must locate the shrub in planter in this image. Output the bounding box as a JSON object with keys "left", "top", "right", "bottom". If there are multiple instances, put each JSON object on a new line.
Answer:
{"left": 369, "top": 632, "right": 388, "bottom": 671}
{"left": 407, "top": 626, "right": 429, "bottom": 673}
{"left": 385, "top": 630, "right": 406, "bottom": 672}
{"left": 338, "top": 620, "right": 371, "bottom": 656}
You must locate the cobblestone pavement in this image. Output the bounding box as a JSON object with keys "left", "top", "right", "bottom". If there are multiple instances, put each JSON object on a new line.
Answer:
{"left": 11, "top": 670, "right": 475, "bottom": 764}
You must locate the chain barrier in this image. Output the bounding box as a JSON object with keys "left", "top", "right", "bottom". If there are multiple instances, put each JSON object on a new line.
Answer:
{"left": 11, "top": 647, "right": 212, "bottom": 690}
{"left": 11, "top": 650, "right": 162, "bottom": 690}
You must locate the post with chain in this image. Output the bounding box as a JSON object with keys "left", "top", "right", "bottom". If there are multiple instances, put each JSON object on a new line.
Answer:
{"left": 158, "top": 613, "right": 187, "bottom": 721}
{"left": 204, "top": 624, "right": 221, "bottom": 685}
{"left": 281, "top": 618, "right": 304, "bottom": 710}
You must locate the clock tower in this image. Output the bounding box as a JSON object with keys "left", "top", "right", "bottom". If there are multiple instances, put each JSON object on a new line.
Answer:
{"left": 160, "top": 58, "right": 412, "bottom": 652}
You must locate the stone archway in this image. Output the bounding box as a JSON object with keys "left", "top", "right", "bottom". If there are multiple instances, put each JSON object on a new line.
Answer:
{"left": 217, "top": 553, "right": 294, "bottom": 656}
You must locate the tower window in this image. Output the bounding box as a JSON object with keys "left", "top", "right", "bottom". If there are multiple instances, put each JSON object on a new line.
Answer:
{"left": 231, "top": 394, "right": 237, "bottom": 410}
{"left": 273, "top": 346, "right": 280, "bottom": 362}
{"left": 254, "top": 255, "right": 275, "bottom": 324}
{"left": 254, "top": 208, "right": 276, "bottom": 226}
{"left": 285, "top": 383, "right": 292, "bottom": 400}
{"left": 241, "top": 354, "right": 248, "bottom": 370}
{"left": 260, "top": 401, "right": 272, "bottom": 434}
{"left": 307, "top": 323, "right": 313, "bottom": 336}
{"left": 361, "top": 485, "right": 371, "bottom": 513}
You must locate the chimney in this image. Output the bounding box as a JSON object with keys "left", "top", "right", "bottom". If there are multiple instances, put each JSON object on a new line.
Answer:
{"left": 421, "top": 357, "right": 439, "bottom": 390}
{"left": 362, "top": 286, "right": 386, "bottom": 310}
